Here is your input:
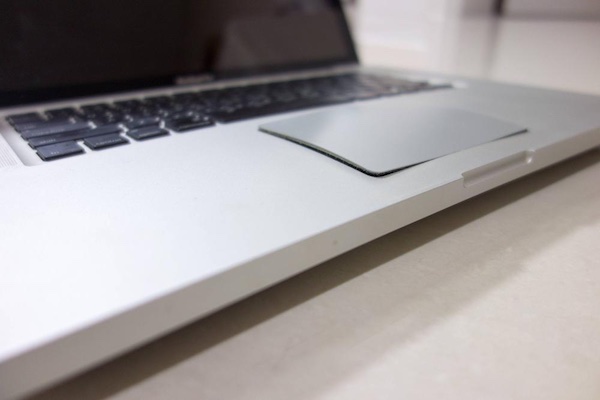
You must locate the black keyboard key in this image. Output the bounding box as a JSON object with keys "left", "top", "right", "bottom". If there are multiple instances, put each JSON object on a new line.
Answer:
{"left": 113, "top": 99, "right": 143, "bottom": 110}
{"left": 172, "top": 92, "right": 197, "bottom": 104}
{"left": 90, "top": 113, "right": 126, "bottom": 126}
{"left": 80, "top": 103, "right": 113, "bottom": 113}
{"left": 6, "top": 112, "right": 44, "bottom": 125}
{"left": 27, "top": 124, "right": 122, "bottom": 148}
{"left": 168, "top": 111, "right": 197, "bottom": 120}
{"left": 12, "top": 117, "right": 78, "bottom": 133}
{"left": 79, "top": 103, "right": 118, "bottom": 120}
{"left": 165, "top": 115, "right": 214, "bottom": 132}
{"left": 143, "top": 96, "right": 172, "bottom": 107}
{"left": 36, "top": 141, "right": 84, "bottom": 161}
{"left": 84, "top": 134, "right": 129, "bottom": 150}
{"left": 20, "top": 121, "right": 91, "bottom": 139}
{"left": 11, "top": 119, "right": 56, "bottom": 133}
{"left": 125, "top": 116, "right": 162, "bottom": 129}
{"left": 125, "top": 107, "right": 158, "bottom": 119}
{"left": 127, "top": 126, "right": 169, "bottom": 141}
{"left": 45, "top": 107, "right": 81, "bottom": 120}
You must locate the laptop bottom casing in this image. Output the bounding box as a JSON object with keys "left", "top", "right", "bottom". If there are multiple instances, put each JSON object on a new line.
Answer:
{"left": 1, "top": 66, "right": 600, "bottom": 398}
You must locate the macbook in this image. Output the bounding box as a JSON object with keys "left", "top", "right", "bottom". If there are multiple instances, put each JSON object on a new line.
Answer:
{"left": 1, "top": 1, "right": 600, "bottom": 398}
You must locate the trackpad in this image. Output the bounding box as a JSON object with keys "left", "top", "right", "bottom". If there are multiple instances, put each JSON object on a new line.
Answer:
{"left": 259, "top": 104, "right": 527, "bottom": 176}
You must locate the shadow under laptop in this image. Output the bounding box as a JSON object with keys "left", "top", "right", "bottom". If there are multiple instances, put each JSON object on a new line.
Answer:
{"left": 29, "top": 149, "right": 600, "bottom": 400}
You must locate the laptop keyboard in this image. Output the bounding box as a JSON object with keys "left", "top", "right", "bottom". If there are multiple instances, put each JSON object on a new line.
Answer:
{"left": 4, "top": 73, "right": 450, "bottom": 162}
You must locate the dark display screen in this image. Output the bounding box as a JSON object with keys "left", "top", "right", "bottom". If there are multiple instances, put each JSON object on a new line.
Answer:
{"left": 0, "top": 0, "right": 356, "bottom": 105}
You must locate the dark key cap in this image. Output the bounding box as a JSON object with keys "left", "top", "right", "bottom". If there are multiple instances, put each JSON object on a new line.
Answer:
{"left": 90, "top": 113, "right": 126, "bottom": 126}
{"left": 165, "top": 115, "right": 214, "bottom": 132}
{"left": 172, "top": 92, "right": 197, "bottom": 104}
{"left": 84, "top": 134, "right": 129, "bottom": 150}
{"left": 21, "top": 121, "right": 91, "bottom": 139}
{"left": 27, "top": 124, "right": 122, "bottom": 148}
{"left": 113, "top": 99, "right": 143, "bottom": 110}
{"left": 79, "top": 103, "right": 117, "bottom": 121}
{"left": 143, "top": 96, "right": 172, "bottom": 107}
{"left": 125, "top": 116, "right": 161, "bottom": 129}
{"left": 125, "top": 107, "right": 157, "bottom": 119}
{"left": 36, "top": 141, "right": 84, "bottom": 161}
{"left": 45, "top": 107, "right": 81, "bottom": 120}
{"left": 6, "top": 113, "right": 44, "bottom": 125}
{"left": 80, "top": 103, "right": 114, "bottom": 113}
{"left": 168, "top": 111, "right": 197, "bottom": 120}
{"left": 127, "top": 126, "right": 169, "bottom": 141}
{"left": 12, "top": 117, "right": 76, "bottom": 133}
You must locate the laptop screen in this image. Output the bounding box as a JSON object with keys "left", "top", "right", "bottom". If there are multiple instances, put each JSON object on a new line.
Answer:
{"left": 0, "top": 0, "right": 357, "bottom": 106}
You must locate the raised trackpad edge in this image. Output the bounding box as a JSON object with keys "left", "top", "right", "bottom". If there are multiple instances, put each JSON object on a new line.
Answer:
{"left": 258, "top": 104, "right": 527, "bottom": 177}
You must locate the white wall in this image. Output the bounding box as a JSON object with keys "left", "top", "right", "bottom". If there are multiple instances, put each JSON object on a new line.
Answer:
{"left": 353, "top": 0, "right": 497, "bottom": 75}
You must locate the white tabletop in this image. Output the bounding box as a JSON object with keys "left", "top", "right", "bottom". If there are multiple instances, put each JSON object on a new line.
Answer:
{"left": 29, "top": 15, "right": 600, "bottom": 400}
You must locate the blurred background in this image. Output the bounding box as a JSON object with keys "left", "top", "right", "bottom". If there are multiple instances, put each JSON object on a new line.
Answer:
{"left": 344, "top": 0, "right": 600, "bottom": 94}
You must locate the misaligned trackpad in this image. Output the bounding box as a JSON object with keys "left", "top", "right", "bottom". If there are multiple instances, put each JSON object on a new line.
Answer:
{"left": 259, "top": 104, "right": 527, "bottom": 176}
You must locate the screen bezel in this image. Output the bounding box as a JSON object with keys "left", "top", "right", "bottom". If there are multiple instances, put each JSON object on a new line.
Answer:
{"left": 0, "top": 0, "right": 359, "bottom": 107}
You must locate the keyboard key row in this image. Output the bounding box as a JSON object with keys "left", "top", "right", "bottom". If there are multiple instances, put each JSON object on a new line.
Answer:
{"left": 34, "top": 126, "right": 178, "bottom": 160}
{"left": 35, "top": 134, "right": 130, "bottom": 161}
{"left": 27, "top": 124, "right": 122, "bottom": 148}
{"left": 5, "top": 73, "right": 451, "bottom": 162}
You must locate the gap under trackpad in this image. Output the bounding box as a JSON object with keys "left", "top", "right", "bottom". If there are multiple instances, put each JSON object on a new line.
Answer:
{"left": 259, "top": 104, "right": 527, "bottom": 176}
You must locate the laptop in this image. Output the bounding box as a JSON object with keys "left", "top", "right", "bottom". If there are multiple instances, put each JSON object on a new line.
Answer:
{"left": 1, "top": 1, "right": 599, "bottom": 398}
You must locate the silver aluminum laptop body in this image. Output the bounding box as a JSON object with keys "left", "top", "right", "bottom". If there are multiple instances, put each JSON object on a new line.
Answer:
{"left": 2, "top": 2, "right": 600, "bottom": 399}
